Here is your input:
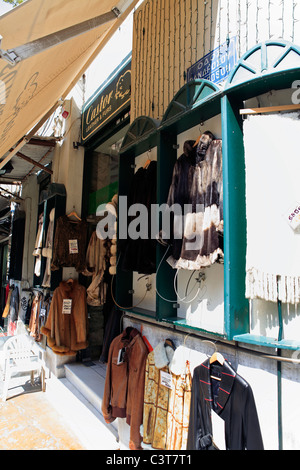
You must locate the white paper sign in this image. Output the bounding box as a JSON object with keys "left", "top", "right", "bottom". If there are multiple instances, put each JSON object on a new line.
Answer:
{"left": 69, "top": 239, "right": 79, "bottom": 254}
{"left": 62, "top": 299, "right": 72, "bottom": 314}
{"left": 211, "top": 410, "right": 226, "bottom": 450}
{"left": 160, "top": 371, "right": 173, "bottom": 389}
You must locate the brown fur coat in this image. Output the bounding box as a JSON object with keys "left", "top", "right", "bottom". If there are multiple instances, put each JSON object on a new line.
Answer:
{"left": 41, "top": 280, "right": 88, "bottom": 356}
{"left": 166, "top": 135, "right": 223, "bottom": 269}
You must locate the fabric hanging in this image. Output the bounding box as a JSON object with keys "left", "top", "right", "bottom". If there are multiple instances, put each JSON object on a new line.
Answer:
{"left": 244, "top": 113, "right": 300, "bottom": 304}
{"left": 187, "top": 358, "right": 264, "bottom": 450}
{"left": 162, "top": 134, "right": 224, "bottom": 270}
{"left": 41, "top": 280, "right": 88, "bottom": 356}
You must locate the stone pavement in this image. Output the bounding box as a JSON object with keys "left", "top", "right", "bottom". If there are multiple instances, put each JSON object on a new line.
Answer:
{"left": 0, "top": 371, "right": 119, "bottom": 451}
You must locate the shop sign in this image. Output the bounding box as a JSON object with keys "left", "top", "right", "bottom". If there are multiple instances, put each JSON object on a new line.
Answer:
{"left": 81, "top": 59, "right": 131, "bottom": 143}
{"left": 187, "top": 37, "right": 237, "bottom": 85}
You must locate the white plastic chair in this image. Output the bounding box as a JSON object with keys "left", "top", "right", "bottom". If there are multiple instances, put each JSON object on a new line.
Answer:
{"left": 2, "top": 334, "right": 45, "bottom": 401}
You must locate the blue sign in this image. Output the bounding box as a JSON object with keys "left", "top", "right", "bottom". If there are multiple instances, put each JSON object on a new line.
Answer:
{"left": 187, "top": 37, "right": 237, "bottom": 85}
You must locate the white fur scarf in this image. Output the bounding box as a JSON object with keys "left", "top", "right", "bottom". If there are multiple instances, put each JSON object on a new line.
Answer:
{"left": 244, "top": 113, "right": 300, "bottom": 304}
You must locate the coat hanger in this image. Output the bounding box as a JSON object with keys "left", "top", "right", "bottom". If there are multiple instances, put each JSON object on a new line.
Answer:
{"left": 164, "top": 338, "right": 176, "bottom": 351}
{"left": 193, "top": 134, "right": 202, "bottom": 147}
{"left": 67, "top": 207, "right": 81, "bottom": 221}
{"left": 143, "top": 150, "right": 152, "bottom": 169}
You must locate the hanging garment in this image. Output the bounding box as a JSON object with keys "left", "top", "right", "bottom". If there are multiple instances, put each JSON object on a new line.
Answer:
{"left": 166, "top": 353, "right": 192, "bottom": 451}
{"left": 33, "top": 212, "right": 44, "bottom": 277}
{"left": 244, "top": 113, "right": 300, "bottom": 304}
{"left": 121, "top": 161, "right": 157, "bottom": 274}
{"left": 19, "top": 290, "right": 32, "bottom": 323}
{"left": 42, "top": 208, "right": 55, "bottom": 288}
{"left": 51, "top": 215, "right": 88, "bottom": 273}
{"left": 163, "top": 135, "right": 223, "bottom": 270}
{"left": 8, "top": 285, "right": 19, "bottom": 323}
{"left": 83, "top": 231, "right": 108, "bottom": 306}
{"left": 29, "top": 291, "right": 44, "bottom": 342}
{"left": 143, "top": 341, "right": 175, "bottom": 449}
{"left": 102, "top": 327, "right": 148, "bottom": 450}
{"left": 41, "top": 280, "right": 88, "bottom": 356}
{"left": 187, "top": 359, "right": 264, "bottom": 450}
{"left": 2, "top": 286, "right": 13, "bottom": 319}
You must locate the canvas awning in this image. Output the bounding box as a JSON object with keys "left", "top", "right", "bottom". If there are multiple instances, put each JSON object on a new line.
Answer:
{"left": 0, "top": 0, "right": 139, "bottom": 169}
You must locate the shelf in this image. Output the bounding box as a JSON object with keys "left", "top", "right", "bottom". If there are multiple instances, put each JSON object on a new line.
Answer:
{"left": 233, "top": 333, "right": 300, "bottom": 351}
{"left": 163, "top": 317, "right": 226, "bottom": 338}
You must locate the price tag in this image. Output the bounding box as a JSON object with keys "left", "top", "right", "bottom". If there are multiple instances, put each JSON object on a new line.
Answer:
{"left": 117, "top": 347, "right": 126, "bottom": 365}
{"left": 160, "top": 371, "right": 173, "bottom": 389}
{"left": 40, "top": 307, "right": 46, "bottom": 317}
{"left": 62, "top": 299, "right": 72, "bottom": 314}
{"left": 285, "top": 202, "right": 300, "bottom": 232}
{"left": 69, "top": 239, "right": 78, "bottom": 254}
{"left": 211, "top": 410, "right": 226, "bottom": 450}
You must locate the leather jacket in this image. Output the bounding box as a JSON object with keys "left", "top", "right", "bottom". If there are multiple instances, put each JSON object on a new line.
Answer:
{"left": 102, "top": 327, "right": 148, "bottom": 450}
{"left": 187, "top": 359, "right": 264, "bottom": 450}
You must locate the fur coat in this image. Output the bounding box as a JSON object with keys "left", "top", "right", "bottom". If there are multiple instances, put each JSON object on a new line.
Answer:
{"left": 164, "top": 134, "right": 223, "bottom": 270}
{"left": 41, "top": 280, "right": 88, "bottom": 356}
{"left": 142, "top": 342, "right": 192, "bottom": 451}
{"left": 51, "top": 216, "right": 88, "bottom": 273}
{"left": 143, "top": 341, "right": 175, "bottom": 449}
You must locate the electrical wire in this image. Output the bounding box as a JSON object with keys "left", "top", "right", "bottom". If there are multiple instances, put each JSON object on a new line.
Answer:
{"left": 173, "top": 268, "right": 202, "bottom": 303}
{"left": 110, "top": 253, "right": 149, "bottom": 310}
{"left": 110, "top": 274, "right": 149, "bottom": 310}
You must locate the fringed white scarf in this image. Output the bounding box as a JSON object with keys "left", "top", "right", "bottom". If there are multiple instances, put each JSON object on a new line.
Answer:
{"left": 244, "top": 113, "right": 300, "bottom": 304}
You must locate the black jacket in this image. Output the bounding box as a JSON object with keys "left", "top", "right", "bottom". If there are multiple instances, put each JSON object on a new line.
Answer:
{"left": 187, "top": 359, "right": 264, "bottom": 450}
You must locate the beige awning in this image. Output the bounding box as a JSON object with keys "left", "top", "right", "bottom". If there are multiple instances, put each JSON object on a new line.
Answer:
{"left": 0, "top": 0, "right": 139, "bottom": 164}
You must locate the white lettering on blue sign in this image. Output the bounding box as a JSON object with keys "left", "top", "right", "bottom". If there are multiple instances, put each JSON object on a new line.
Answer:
{"left": 187, "top": 37, "right": 237, "bottom": 85}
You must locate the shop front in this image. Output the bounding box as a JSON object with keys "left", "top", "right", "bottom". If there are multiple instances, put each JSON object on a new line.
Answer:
{"left": 2, "top": 0, "right": 300, "bottom": 452}
{"left": 80, "top": 54, "right": 131, "bottom": 360}
{"left": 99, "top": 1, "right": 300, "bottom": 449}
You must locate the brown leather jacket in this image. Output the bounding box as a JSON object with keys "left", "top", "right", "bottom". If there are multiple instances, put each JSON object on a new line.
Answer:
{"left": 102, "top": 327, "right": 148, "bottom": 450}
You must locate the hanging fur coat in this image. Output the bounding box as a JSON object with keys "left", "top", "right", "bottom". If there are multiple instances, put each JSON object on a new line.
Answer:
{"left": 51, "top": 216, "right": 88, "bottom": 273}
{"left": 166, "top": 352, "right": 192, "bottom": 451}
{"left": 41, "top": 280, "right": 88, "bottom": 356}
{"left": 163, "top": 133, "right": 224, "bottom": 270}
{"left": 143, "top": 342, "right": 175, "bottom": 449}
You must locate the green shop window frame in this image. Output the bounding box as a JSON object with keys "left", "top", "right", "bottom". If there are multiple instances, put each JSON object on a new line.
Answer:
{"left": 115, "top": 39, "right": 300, "bottom": 348}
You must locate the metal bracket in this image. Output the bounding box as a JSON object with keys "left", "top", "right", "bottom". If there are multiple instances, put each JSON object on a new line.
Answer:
{"left": 112, "top": 7, "right": 121, "bottom": 17}
{"left": 0, "top": 36, "right": 21, "bottom": 66}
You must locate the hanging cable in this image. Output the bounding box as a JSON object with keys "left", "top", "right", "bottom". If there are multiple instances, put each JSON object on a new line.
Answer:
{"left": 110, "top": 253, "right": 149, "bottom": 310}
{"left": 173, "top": 268, "right": 202, "bottom": 303}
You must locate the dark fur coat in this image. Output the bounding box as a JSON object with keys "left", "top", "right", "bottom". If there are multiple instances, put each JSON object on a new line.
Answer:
{"left": 164, "top": 134, "right": 223, "bottom": 270}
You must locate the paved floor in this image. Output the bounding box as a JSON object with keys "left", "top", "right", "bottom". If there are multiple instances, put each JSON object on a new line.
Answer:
{"left": 0, "top": 371, "right": 119, "bottom": 451}
{"left": 0, "top": 385, "right": 85, "bottom": 450}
